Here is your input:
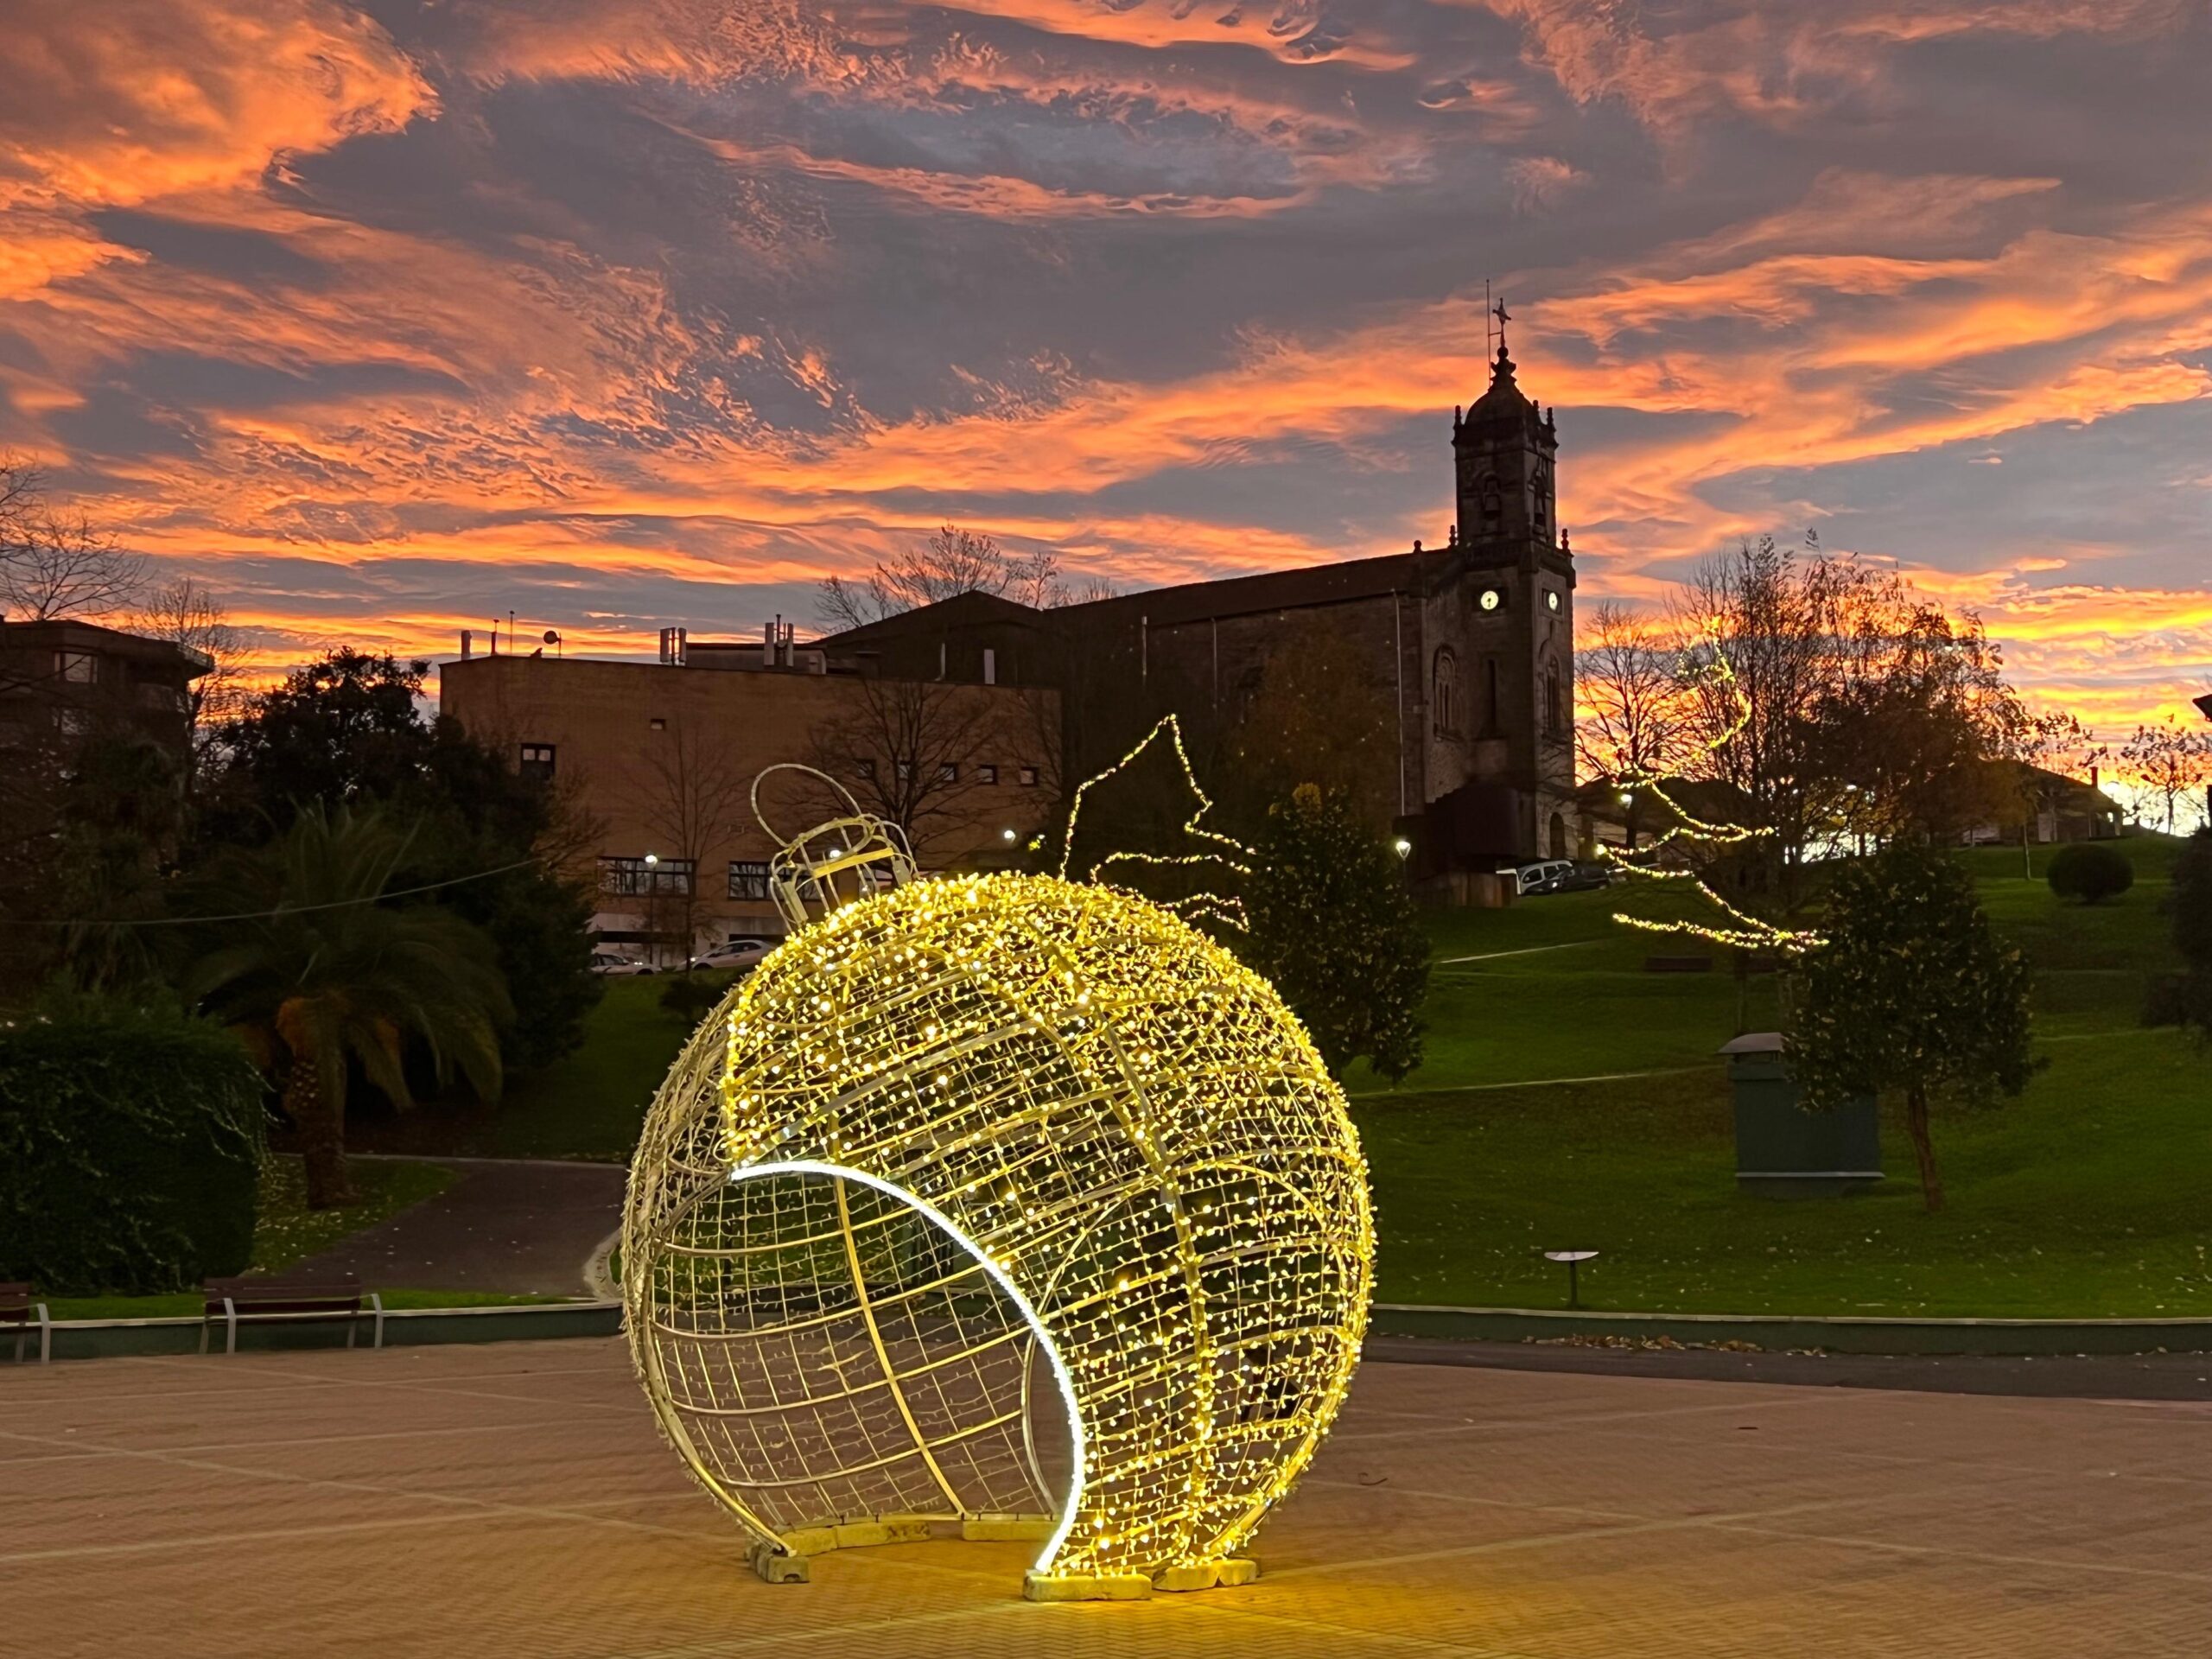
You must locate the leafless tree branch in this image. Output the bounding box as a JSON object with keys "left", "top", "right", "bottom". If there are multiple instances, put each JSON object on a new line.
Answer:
{"left": 0, "top": 454, "right": 144, "bottom": 621}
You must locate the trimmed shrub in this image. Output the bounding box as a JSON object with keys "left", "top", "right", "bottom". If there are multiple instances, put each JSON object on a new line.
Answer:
{"left": 2046, "top": 842, "right": 2134, "bottom": 905}
{"left": 0, "top": 1007, "right": 265, "bottom": 1294}
{"left": 658, "top": 972, "right": 727, "bottom": 1023}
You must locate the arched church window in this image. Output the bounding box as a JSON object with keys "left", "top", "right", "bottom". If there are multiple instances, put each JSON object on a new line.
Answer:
{"left": 1432, "top": 648, "right": 1459, "bottom": 735}
{"left": 1533, "top": 466, "right": 1549, "bottom": 531}
{"left": 1478, "top": 473, "right": 1501, "bottom": 525}
{"left": 1545, "top": 660, "right": 1565, "bottom": 737}
{"left": 1482, "top": 657, "right": 1501, "bottom": 737}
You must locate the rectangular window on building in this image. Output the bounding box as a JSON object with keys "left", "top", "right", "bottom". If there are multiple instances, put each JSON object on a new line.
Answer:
{"left": 519, "top": 743, "right": 556, "bottom": 781}
{"left": 648, "top": 717, "right": 666, "bottom": 732}
{"left": 858, "top": 758, "right": 877, "bottom": 781}
{"left": 1019, "top": 766, "right": 1039, "bottom": 786}
{"left": 982, "top": 647, "right": 997, "bottom": 686}
{"left": 978, "top": 764, "right": 998, "bottom": 785}
{"left": 938, "top": 762, "right": 957, "bottom": 784}
{"left": 56, "top": 650, "right": 97, "bottom": 684}
{"left": 728, "top": 860, "right": 770, "bottom": 900}
{"left": 599, "top": 855, "right": 694, "bottom": 896}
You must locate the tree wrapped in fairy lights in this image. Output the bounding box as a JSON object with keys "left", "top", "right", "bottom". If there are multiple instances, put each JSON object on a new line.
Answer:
{"left": 622, "top": 722, "right": 1373, "bottom": 1602}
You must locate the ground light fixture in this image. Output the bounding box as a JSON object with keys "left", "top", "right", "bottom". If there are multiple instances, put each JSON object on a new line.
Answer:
{"left": 622, "top": 766, "right": 1374, "bottom": 1603}
{"left": 1543, "top": 1249, "right": 1599, "bottom": 1308}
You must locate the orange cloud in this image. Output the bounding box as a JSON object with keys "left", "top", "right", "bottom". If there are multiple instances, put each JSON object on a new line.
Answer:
{"left": 0, "top": 0, "right": 431, "bottom": 301}
{"left": 3, "top": 0, "right": 2205, "bottom": 759}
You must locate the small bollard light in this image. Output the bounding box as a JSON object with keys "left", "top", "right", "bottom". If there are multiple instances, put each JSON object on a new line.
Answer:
{"left": 1542, "top": 1249, "right": 1599, "bottom": 1309}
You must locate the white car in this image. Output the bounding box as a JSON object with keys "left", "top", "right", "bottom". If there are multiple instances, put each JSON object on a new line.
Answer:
{"left": 1510, "top": 859, "right": 1577, "bottom": 896}
{"left": 686, "top": 940, "right": 773, "bottom": 974}
{"left": 589, "top": 950, "right": 656, "bottom": 976}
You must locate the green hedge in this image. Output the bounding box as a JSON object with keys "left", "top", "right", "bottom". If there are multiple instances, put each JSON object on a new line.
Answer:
{"left": 0, "top": 1009, "right": 266, "bottom": 1294}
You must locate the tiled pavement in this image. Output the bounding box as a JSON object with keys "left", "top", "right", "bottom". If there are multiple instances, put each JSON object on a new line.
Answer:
{"left": 4, "top": 1338, "right": 2208, "bottom": 1657}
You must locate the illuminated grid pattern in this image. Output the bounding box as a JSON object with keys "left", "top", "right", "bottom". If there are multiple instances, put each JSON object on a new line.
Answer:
{"left": 624, "top": 873, "right": 1374, "bottom": 1590}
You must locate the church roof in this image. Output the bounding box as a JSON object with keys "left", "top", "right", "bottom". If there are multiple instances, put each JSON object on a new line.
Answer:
{"left": 1058, "top": 548, "right": 1433, "bottom": 629}
{"left": 813, "top": 588, "right": 1046, "bottom": 651}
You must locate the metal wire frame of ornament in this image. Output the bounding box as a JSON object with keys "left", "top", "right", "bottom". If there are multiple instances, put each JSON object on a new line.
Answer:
{"left": 621, "top": 728, "right": 1375, "bottom": 1602}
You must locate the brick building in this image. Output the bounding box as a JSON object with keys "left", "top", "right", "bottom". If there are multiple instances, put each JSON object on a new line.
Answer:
{"left": 822, "top": 334, "right": 1578, "bottom": 870}
{"left": 438, "top": 637, "right": 1054, "bottom": 960}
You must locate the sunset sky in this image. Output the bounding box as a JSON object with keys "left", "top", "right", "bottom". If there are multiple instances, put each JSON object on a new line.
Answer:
{"left": 4, "top": 0, "right": 2209, "bottom": 753}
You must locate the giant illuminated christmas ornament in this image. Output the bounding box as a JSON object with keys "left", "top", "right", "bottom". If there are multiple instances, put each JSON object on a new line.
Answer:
{"left": 622, "top": 732, "right": 1374, "bottom": 1601}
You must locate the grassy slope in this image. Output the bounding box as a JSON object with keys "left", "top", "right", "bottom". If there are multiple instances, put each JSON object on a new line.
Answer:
{"left": 489, "top": 973, "right": 734, "bottom": 1160}
{"left": 391, "top": 840, "right": 2202, "bottom": 1319}
{"left": 1360, "top": 836, "right": 2207, "bottom": 1316}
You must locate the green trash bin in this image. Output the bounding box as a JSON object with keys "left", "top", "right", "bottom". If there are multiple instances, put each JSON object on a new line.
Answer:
{"left": 1719, "top": 1033, "right": 1882, "bottom": 1198}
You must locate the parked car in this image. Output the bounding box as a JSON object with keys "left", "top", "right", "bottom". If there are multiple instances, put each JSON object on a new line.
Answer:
{"left": 1510, "top": 859, "right": 1576, "bottom": 895}
{"left": 589, "top": 950, "right": 655, "bottom": 976}
{"left": 1529, "top": 861, "right": 1616, "bottom": 894}
{"left": 686, "top": 940, "right": 772, "bottom": 975}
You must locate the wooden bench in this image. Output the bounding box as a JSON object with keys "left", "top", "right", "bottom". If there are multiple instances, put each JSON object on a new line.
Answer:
{"left": 2, "top": 1282, "right": 51, "bottom": 1364}
{"left": 1643, "top": 954, "right": 1714, "bottom": 974}
{"left": 200, "top": 1279, "right": 383, "bottom": 1355}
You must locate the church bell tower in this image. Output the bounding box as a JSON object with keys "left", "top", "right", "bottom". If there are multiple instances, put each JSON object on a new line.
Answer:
{"left": 1446, "top": 326, "right": 1577, "bottom": 862}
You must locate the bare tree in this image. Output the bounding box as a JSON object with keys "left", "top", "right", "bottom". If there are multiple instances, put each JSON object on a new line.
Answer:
{"left": 1669, "top": 535, "right": 1857, "bottom": 912}
{"left": 817, "top": 524, "right": 1070, "bottom": 630}
{"left": 2120, "top": 715, "right": 2212, "bottom": 835}
{"left": 130, "top": 575, "right": 249, "bottom": 779}
{"left": 1668, "top": 533, "right": 2024, "bottom": 908}
{"left": 632, "top": 712, "right": 753, "bottom": 963}
{"left": 1573, "top": 601, "right": 1693, "bottom": 849}
{"left": 2007, "top": 709, "right": 2101, "bottom": 876}
{"left": 805, "top": 675, "right": 1020, "bottom": 861}
{"left": 0, "top": 454, "right": 144, "bottom": 621}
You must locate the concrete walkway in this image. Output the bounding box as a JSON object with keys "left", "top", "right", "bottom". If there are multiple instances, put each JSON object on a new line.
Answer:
{"left": 6, "top": 1340, "right": 2208, "bottom": 1656}
{"left": 273, "top": 1157, "right": 625, "bottom": 1299}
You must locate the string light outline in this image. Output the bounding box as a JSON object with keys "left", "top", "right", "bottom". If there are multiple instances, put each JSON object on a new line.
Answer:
{"left": 1056, "top": 713, "right": 1254, "bottom": 929}
{"left": 1595, "top": 631, "right": 1827, "bottom": 956}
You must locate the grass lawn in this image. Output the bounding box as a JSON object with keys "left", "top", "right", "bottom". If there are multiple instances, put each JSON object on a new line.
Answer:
{"left": 1362, "top": 1029, "right": 2210, "bottom": 1317}
{"left": 391, "top": 836, "right": 2202, "bottom": 1320}
{"left": 1357, "top": 833, "right": 2206, "bottom": 1317}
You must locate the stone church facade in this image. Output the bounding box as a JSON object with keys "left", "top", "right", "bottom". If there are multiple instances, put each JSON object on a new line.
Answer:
{"left": 817, "top": 335, "right": 1578, "bottom": 871}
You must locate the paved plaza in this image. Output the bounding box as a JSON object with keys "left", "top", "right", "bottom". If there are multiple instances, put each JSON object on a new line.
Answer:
{"left": 5, "top": 1338, "right": 2208, "bottom": 1657}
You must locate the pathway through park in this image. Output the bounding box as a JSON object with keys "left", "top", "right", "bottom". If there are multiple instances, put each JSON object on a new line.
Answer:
{"left": 276, "top": 1157, "right": 626, "bottom": 1299}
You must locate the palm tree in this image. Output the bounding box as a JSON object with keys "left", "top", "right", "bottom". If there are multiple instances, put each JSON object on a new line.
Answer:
{"left": 186, "top": 803, "right": 512, "bottom": 1208}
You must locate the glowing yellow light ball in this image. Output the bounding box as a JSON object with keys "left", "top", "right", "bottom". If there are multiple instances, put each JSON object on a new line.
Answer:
{"left": 623, "top": 870, "right": 1373, "bottom": 1599}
